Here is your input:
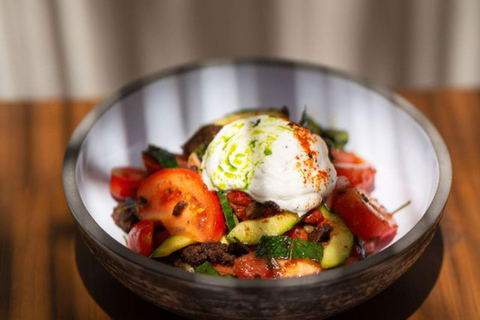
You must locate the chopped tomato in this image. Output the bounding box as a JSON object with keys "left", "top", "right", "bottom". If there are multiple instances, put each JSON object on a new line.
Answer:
{"left": 234, "top": 253, "right": 322, "bottom": 278}
{"left": 331, "top": 148, "right": 365, "bottom": 164}
{"left": 153, "top": 229, "right": 170, "bottom": 248}
{"left": 332, "top": 187, "right": 397, "bottom": 248}
{"left": 128, "top": 220, "right": 154, "bottom": 256}
{"left": 303, "top": 208, "right": 324, "bottom": 225}
{"left": 137, "top": 168, "right": 225, "bottom": 242}
{"left": 227, "top": 191, "right": 251, "bottom": 220}
{"left": 142, "top": 154, "right": 189, "bottom": 174}
{"left": 332, "top": 148, "right": 376, "bottom": 193}
{"left": 335, "top": 164, "right": 376, "bottom": 193}
{"left": 234, "top": 253, "right": 272, "bottom": 279}
{"left": 284, "top": 226, "right": 308, "bottom": 240}
{"left": 110, "top": 167, "right": 148, "bottom": 201}
{"left": 211, "top": 263, "right": 235, "bottom": 276}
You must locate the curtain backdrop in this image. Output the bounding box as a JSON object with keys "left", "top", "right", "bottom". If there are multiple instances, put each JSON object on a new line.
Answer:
{"left": 0, "top": 0, "right": 479, "bottom": 99}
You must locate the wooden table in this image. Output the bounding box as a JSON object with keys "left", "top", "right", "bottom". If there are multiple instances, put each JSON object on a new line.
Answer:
{"left": 0, "top": 90, "right": 479, "bottom": 319}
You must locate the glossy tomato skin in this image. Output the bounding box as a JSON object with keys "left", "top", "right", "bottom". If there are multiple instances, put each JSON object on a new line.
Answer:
{"left": 110, "top": 167, "right": 148, "bottom": 201}
{"left": 128, "top": 220, "right": 154, "bottom": 256}
{"left": 137, "top": 168, "right": 225, "bottom": 242}
{"left": 234, "top": 253, "right": 273, "bottom": 279}
{"left": 332, "top": 187, "right": 397, "bottom": 245}
{"left": 331, "top": 148, "right": 376, "bottom": 193}
{"left": 284, "top": 226, "right": 309, "bottom": 240}
{"left": 227, "top": 190, "right": 251, "bottom": 220}
{"left": 303, "top": 208, "right": 324, "bottom": 225}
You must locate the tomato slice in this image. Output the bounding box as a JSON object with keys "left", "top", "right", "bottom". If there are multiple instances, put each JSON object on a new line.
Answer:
{"left": 332, "top": 187, "right": 397, "bottom": 247}
{"left": 110, "top": 167, "right": 148, "bottom": 201}
{"left": 234, "top": 253, "right": 273, "bottom": 279}
{"left": 128, "top": 220, "right": 154, "bottom": 256}
{"left": 332, "top": 148, "right": 376, "bottom": 193}
{"left": 137, "top": 168, "right": 225, "bottom": 242}
{"left": 284, "top": 225, "right": 308, "bottom": 240}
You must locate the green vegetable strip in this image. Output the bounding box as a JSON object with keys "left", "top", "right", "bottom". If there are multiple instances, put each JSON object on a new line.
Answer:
{"left": 195, "top": 261, "right": 234, "bottom": 278}
{"left": 255, "top": 236, "right": 324, "bottom": 262}
{"left": 143, "top": 145, "right": 178, "bottom": 168}
{"left": 299, "top": 110, "right": 349, "bottom": 150}
{"left": 217, "top": 191, "right": 238, "bottom": 231}
{"left": 195, "top": 261, "right": 221, "bottom": 276}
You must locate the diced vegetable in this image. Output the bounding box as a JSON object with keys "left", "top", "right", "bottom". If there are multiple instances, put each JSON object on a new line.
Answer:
{"left": 255, "top": 236, "right": 324, "bottom": 262}
{"left": 320, "top": 204, "right": 354, "bottom": 269}
{"left": 150, "top": 234, "right": 197, "bottom": 258}
{"left": 142, "top": 145, "right": 178, "bottom": 170}
{"left": 137, "top": 168, "right": 225, "bottom": 242}
{"left": 217, "top": 191, "right": 239, "bottom": 231}
{"left": 284, "top": 225, "right": 309, "bottom": 240}
{"left": 195, "top": 261, "right": 221, "bottom": 276}
{"left": 110, "top": 167, "right": 148, "bottom": 201}
{"left": 226, "top": 212, "right": 300, "bottom": 245}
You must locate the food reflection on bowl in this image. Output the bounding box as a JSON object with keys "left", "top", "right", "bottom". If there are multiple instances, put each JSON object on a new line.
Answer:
{"left": 63, "top": 58, "right": 451, "bottom": 319}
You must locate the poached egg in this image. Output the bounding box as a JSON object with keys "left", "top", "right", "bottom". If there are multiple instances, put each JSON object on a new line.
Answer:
{"left": 201, "top": 115, "right": 336, "bottom": 216}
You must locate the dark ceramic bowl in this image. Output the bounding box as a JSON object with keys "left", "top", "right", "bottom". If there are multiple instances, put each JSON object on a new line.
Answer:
{"left": 63, "top": 58, "right": 451, "bottom": 319}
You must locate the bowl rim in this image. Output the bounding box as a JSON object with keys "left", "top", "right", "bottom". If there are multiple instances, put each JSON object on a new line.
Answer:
{"left": 63, "top": 57, "right": 452, "bottom": 288}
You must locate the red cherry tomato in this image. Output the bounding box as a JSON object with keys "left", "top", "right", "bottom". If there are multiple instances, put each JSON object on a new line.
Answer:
{"left": 331, "top": 148, "right": 376, "bottom": 193}
{"left": 110, "top": 167, "right": 148, "bottom": 201}
{"left": 332, "top": 187, "right": 397, "bottom": 246}
{"left": 227, "top": 191, "right": 251, "bottom": 220}
{"left": 234, "top": 253, "right": 272, "bottom": 279}
{"left": 128, "top": 220, "right": 154, "bottom": 256}
{"left": 137, "top": 168, "right": 225, "bottom": 242}
{"left": 284, "top": 226, "right": 308, "bottom": 240}
{"left": 303, "top": 208, "right": 324, "bottom": 225}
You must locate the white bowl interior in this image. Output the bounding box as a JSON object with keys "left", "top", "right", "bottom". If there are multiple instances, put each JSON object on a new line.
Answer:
{"left": 76, "top": 63, "right": 439, "bottom": 249}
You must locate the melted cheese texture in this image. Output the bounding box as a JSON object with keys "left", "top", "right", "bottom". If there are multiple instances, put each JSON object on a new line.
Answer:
{"left": 201, "top": 116, "right": 336, "bottom": 216}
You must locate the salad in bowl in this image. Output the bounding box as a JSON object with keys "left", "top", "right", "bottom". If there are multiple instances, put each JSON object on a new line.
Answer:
{"left": 110, "top": 108, "right": 398, "bottom": 279}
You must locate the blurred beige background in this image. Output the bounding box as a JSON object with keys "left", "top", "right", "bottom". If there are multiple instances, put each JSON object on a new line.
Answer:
{"left": 0, "top": 0, "right": 479, "bottom": 100}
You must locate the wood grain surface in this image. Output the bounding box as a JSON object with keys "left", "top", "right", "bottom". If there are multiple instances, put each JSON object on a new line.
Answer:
{"left": 0, "top": 90, "right": 478, "bottom": 320}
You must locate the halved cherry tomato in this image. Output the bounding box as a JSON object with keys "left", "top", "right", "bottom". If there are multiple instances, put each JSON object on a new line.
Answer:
{"left": 142, "top": 154, "right": 189, "bottom": 174}
{"left": 332, "top": 148, "right": 376, "bottom": 193}
{"left": 332, "top": 187, "right": 397, "bottom": 247}
{"left": 137, "top": 168, "right": 225, "bottom": 242}
{"left": 110, "top": 167, "right": 148, "bottom": 201}
{"left": 234, "top": 253, "right": 272, "bottom": 279}
{"left": 284, "top": 225, "right": 308, "bottom": 240}
{"left": 227, "top": 190, "right": 251, "bottom": 220}
{"left": 211, "top": 263, "right": 235, "bottom": 276}
{"left": 303, "top": 208, "right": 324, "bottom": 225}
{"left": 128, "top": 220, "right": 154, "bottom": 256}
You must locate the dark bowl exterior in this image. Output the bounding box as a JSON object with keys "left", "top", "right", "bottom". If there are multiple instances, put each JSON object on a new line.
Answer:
{"left": 64, "top": 58, "right": 452, "bottom": 320}
{"left": 78, "top": 214, "right": 441, "bottom": 320}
